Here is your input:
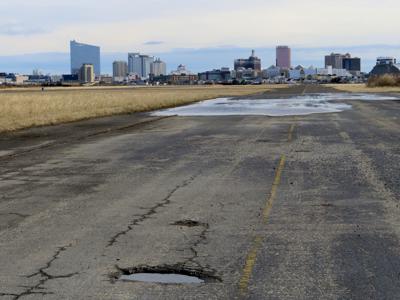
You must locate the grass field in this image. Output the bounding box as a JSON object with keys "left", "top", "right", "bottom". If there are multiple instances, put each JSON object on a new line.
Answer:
{"left": 0, "top": 85, "right": 281, "bottom": 133}
{"left": 328, "top": 84, "right": 400, "bottom": 93}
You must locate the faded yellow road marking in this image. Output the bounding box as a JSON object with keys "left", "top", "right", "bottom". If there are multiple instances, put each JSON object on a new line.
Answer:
{"left": 239, "top": 155, "right": 287, "bottom": 295}
{"left": 238, "top": 122, "right": 293, "bottom": 295}
{"left": 288, "top": 124, "right": 296, "bottom": 142}
{"left": 263, "top": 155, "right": 286, "bottom": 222}
{"left": 238, "top": 235, "right": 263, "bottom": 294}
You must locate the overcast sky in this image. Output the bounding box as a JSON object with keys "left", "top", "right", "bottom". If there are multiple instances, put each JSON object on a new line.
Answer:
{"left": 0, "top": 0, "right": 399, "bottom": 55}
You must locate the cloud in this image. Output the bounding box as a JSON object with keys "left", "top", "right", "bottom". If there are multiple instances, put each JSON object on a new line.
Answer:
{"left": 0, "top": 0, "right": 400, "bottom": 54}
{"left": 143, "top": 41, "right": 164, "bottom": 45}
{"left": 0, "top": 22, "right": 47, "bottom": 36}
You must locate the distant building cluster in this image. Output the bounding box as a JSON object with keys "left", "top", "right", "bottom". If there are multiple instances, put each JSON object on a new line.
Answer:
{"left": 104, "top": 53, "right": 167, "bottom": 84}
{"left": 325, "top": 53, "right": 361, "bottom": 76}
{"left": 0, "top": 72, "right": 56, "bottom": 86}
{"left": 219, "top": 47, "right": 363, "bottom": 84}
{"left": 1, "top": 40, "right": 399, "bottom": 87}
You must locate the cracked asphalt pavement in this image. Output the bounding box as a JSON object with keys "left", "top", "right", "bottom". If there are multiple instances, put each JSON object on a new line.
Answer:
{"left": 0, "top": 85, "right": 399, "bottom": 299}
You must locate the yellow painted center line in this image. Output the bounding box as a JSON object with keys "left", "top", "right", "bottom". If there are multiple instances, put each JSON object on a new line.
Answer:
{"left": 238, "top": 122, "right": 294, "bottom": 296}
{"left": 238, "top": 235, "right": 263, "bottom": 293}
{"left": 288, "top": 124, "right": 296, "bottom": 142}
{"left": 263, "top": 155, "right": 286, "bottom": 222}
{"left": 239, "top": 154, "right": 287, "bottom": 295}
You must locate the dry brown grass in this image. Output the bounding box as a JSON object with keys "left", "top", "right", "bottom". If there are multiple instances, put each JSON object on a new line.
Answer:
{"left": 327, "top": 83, "right": 400, "bottom": 93}
{"left": 367, "top": 74, "right": 400, "bottom": 87}
{"left": 0, "top": 85, "right": 282, "bottom": 133}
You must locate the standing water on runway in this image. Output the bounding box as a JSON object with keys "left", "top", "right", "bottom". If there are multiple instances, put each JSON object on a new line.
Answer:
{"left": 120, "top": 273, "right": 205, "bottom": 284}
{"left": 152, "top": 93, "right": 398, "bottom": 117}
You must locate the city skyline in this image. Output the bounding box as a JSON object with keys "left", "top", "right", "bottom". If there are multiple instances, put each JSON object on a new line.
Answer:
{"left": 0, "top": 0, "right": 399, "bottom": 56}
{"left": 1, "top": 44, "right": 400, "bottom": 75}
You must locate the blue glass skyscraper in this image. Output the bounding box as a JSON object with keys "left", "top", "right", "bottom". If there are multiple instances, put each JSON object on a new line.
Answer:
{"left": 70, "top": 40, "right": 101, "bottom": 76}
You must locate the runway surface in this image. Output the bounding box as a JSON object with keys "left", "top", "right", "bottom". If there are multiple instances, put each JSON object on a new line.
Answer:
{"left": 0, "top": 85, "right": 399, "bottom": 299}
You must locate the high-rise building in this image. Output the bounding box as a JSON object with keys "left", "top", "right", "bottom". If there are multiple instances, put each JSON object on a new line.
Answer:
{"left": 113, "top": 61, "right": 128, "bottom": 78}
{"left": 140, "top": 55, "right": 154, "bottom": 78}
{"left": 325, "top": 53, "right": 351, "bottom": 69}
{"left": 342, "top": 57, "right": 361, "bottom": 74}
{"left": 234, "top": 50, "right": 261, "bottom": 72}
{"left": 79, "top": 64, "right": 95, "bottom": 83}
{"left": 128, "top": 53, "right": 154, "bottom": 78}
{"left": 150, "top": 58, "right": 167, "bottom": 76}
{"left": 276, "top": 46, "right": 291, "bottom": 69}
{"left": 128, "top": 53, "right": 142, "bottom": 75}
{"left": 70, "top": 40, "right": 100, "bottom": 76}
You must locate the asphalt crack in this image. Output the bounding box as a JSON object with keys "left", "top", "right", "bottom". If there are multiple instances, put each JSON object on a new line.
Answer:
{"left": 0, "top": 213, "right": 30, "bottom": 218}
{"left": 107, "top": 175, "right": 198, "bottom": 247}
{"left": 172, "top": 219, "right": 218, "bottom": 277}
{"left": 0, "top": 116, "right": 173, "bottom": 162}
{"left": 0, "top": 245, "right": 78, "bottom": 299}
{"left": 183, "top": 222, "right": 209, "bottom": 269}
{"left": 111, "top": 220, "right": 220, "bottom": 283}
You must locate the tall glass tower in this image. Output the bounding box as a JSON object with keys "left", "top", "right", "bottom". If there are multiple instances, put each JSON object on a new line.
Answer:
{"left": 70, "top": 40, "right": 101, "bottom": 76}
{"left": 128, "top": 53, "right": 142, "bottom": 75}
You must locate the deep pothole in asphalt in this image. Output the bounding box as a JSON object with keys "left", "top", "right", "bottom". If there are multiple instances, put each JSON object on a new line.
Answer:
{"left": 115, "top": 265, "right": 220, "bottom": 284}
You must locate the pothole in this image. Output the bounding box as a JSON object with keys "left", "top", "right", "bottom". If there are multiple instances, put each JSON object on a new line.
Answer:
{"left": 114, "top": 265, "right": 220, "bottom": 284}
{"left": 172, "top": 220, "right": 206, "bottom": 227}
{"left": 255, "top": 139, "right": 272, "bottom": 143}
{"left": 321, "top": 203, "right": 335, "bottom": 207}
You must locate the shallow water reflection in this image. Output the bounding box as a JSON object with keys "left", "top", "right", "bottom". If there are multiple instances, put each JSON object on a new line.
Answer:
{"left": 120, "top": 273, "right": 205, "bottom": 284}
{"left": 152, "top": 93, "right": 398, "bottom": 117}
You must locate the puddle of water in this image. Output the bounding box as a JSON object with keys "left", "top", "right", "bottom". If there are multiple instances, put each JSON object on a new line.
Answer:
{"left": 0, "top": 150, "right": 14, "bottom": 157}
{"left": 120, "top": 273, "right": 205, "bottom": 284}
{"left": 152, "top": 93, "right": 399, "bottom": 117}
